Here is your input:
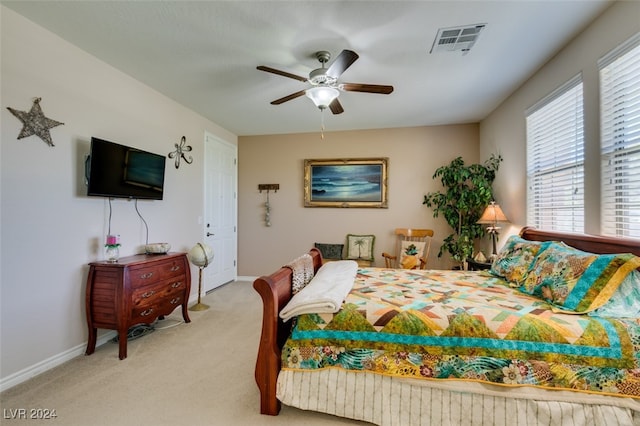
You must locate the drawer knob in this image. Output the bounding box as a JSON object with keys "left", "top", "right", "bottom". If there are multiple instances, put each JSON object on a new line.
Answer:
{"left": 140, "top": 308, "right": 154, "bottom": 317}
{"left": 141, "top": 290, "right": 156, "bottom": 298}
{"left": 140, "top": 272, "right": 154, "bottom": 280}
{"left": 171, "top": 281, "right": 182, "bottom": 288}
{"left": 170, "top": 297, "right": 180, "bottom": 305}
{"left": 170, "top": 265, "right": 180, "bottom": 272}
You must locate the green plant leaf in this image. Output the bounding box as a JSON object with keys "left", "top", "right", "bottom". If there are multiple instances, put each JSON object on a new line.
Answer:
{"left": 423, "top": 154, "right": 502, "bottom": 263}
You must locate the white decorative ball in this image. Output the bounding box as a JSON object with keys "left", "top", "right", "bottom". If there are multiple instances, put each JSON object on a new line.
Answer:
{"left": 188, "top": 243, "right": 214, "bottom": 268}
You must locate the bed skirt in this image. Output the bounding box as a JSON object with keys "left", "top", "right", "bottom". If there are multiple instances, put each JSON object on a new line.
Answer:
{"left": 277, "top": 369, "right": 640, "bottom": 426}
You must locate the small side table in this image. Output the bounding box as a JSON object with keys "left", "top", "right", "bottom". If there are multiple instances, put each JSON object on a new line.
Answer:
{"left": 467, "top": 258, "right": 492, "bottom": 271}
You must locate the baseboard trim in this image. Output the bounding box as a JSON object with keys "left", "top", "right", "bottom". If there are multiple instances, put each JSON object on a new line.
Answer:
{"left": 0, "top": 331, "right": 117, "bottom": 393}
{"left": 2, "top": 285, "right": 256, "bottom": 393}
{"left": 236, "top": 275, "right": 257, "bottom": 282}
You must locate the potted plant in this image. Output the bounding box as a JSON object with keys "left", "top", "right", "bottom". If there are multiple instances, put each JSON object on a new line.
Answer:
{"left": 423, "top": 154, "right": 502, "bottom": 268}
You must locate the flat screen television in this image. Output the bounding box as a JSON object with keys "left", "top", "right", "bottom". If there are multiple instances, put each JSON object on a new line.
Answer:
{"left": 86, "top": 137, "right": 166, "bottom": 200}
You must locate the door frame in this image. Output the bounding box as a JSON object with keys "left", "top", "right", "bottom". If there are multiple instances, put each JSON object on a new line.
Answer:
{"left": 203, "top": 131, "right": 237, "bottom": 291}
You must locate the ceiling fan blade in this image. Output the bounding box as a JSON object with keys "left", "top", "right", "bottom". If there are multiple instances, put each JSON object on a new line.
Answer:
{"left": 271, "top": 90, "right": 306, "bottom": 105}
{"left": 329, "top": 98, "right": 344, "bottom": 115}
{"left": 257, "top": 65, "right": 308, "bottom": 83}
{"left": 341, "top": 83, "right": 394, "bottom": 94}
{"left": 326, "top": 50, "right": 359, "bottom": 79}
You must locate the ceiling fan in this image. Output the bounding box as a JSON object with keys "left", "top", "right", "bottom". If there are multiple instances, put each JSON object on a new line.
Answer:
{"left": 257, "top": 49, "right": 394, "bottom": 114}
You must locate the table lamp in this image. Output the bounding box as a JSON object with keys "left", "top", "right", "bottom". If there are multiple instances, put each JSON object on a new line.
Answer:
{"left": 477, "top": 201, "right": 509, "bottom": 260}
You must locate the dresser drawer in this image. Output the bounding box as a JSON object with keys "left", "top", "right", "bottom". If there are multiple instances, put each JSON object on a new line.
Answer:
{"left": 131, "top": 275, "right": 187, "bottom": 307}
{"left": 128, "top": 258, "right": 186, "bottom": 287}
{"left": 131, "top": 294, "right": 184, "bottom": 323}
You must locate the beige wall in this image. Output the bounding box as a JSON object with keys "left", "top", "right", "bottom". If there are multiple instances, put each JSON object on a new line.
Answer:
{"left": 1, "top": 6, "right": 236, "bottom": 386}
{"left": 238, "top": 124, "right": 479, "bottom": 275}
{"left": 481, "top": 1, "right": 640, "bottom": 239}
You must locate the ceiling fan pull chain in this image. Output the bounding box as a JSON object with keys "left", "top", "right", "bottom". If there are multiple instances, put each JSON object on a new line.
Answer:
{"left": 321, "top": 108, "right": 325, "bottom": 139}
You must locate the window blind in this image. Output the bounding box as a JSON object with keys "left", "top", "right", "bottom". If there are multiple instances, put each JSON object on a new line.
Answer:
{"left": 600, "top": 33, "right": 640, "bottom": 238}
{"left": 526, "top": 75, "right": 584, "bottom": 233}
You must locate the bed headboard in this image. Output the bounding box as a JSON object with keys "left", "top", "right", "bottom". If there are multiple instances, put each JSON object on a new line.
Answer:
{"left": 520, "top": 226, "right": 640, "bottom": 257}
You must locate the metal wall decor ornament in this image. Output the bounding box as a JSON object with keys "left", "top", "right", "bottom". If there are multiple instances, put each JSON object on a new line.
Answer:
{"left": 258, "top": 184, "right": 280, "bottom": 227}
{"left": 7, "top": 98, "right": 64, "bottom": 147}
{"left": 168, "top": 136, "right": 193, "bottom": 168}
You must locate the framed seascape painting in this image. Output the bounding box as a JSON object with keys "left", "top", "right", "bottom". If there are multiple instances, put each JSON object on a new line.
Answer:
{"left": 304, "top": 158, "right": 388, "bottom": 208}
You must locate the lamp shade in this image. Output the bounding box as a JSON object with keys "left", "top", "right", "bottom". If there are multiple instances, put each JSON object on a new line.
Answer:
{"left": 305, "top": 86, "right": 339, "bottom": 109}
{"left": 477, "top": 202, "right": 508, "bottom": 225}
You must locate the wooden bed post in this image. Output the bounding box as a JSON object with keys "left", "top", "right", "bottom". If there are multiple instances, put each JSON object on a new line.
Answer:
{"left": 253, "top": 274, "right": 285, "bottom": 415}
{"left": 253, "top": 248, "right": 323, "bottom": 415}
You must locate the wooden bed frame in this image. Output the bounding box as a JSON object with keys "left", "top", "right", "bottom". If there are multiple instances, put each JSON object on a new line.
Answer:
{"left": 252, "top": 227, "right": 640, "bottom": 415}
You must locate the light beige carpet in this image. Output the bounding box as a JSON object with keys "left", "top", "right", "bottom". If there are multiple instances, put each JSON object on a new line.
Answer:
{"left": 0, "top": 281, "right": 365, "bottom": 426}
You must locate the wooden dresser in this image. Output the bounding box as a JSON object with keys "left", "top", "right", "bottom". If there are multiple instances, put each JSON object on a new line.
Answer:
{"left": 85, "top": 252, "right": 191, "bottom": 359}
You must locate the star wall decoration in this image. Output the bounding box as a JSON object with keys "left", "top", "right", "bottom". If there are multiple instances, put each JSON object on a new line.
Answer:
{"left": 168, "top": 136, "right": 193, "bottom": 169}
{"left": 7, "top": 97, "right": 64, "bottom": 147}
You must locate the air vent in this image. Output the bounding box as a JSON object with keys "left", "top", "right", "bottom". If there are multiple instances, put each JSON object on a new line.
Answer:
{"left": 430, "top": 24, "right": 486, "bottom": 55}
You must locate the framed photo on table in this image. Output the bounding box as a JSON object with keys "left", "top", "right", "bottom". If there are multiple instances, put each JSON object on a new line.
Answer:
{"left": 304, "top": 158, "right": 388, "bottom": 208}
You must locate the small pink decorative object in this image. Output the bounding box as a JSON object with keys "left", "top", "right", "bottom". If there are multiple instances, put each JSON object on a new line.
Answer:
{"left": 105, "top": 234, "right": 120, "bottom": 262}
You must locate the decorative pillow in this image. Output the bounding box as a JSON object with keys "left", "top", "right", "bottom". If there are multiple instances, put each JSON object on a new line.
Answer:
{"left": 399, "top": 240, "right": 426, "bottom": 269}
{"left": 521, "top": 242, "right": 640, "bottom": 313}
{"left": 314, "top": 243, "right": 344, "bottom": 260}
{"left": 589, "top": 270, "right": 640, "bottom": 318}
{"left": 490, "top": 235, "right": 550, "bottom": 284}
{"left": 345, "top": 234, "right": 375, "bottom": 261}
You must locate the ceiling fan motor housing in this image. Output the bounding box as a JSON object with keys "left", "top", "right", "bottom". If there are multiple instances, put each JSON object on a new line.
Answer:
{"left": 309, "top": 51, "right": 336, "bottom": 86}
{"left": 309, "top": 68, "right": 336, "bottom": 86}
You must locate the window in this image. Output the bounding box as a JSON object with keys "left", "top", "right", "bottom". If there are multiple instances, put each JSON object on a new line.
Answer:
{"left": 600, "top": 33, "right": 640, "bottom": 238}
{"left": 526, "top": 76, "right": 585, "bottom": 233}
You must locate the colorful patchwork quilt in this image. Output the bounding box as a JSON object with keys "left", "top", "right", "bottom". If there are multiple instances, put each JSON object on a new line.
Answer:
{"left": 281, "top": 268, "right": 640, "bottom": 398}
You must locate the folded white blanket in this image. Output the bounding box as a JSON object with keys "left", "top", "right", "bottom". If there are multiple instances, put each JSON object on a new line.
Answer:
{"left": 279, "top": 260, "right": 358, "bottom": 322}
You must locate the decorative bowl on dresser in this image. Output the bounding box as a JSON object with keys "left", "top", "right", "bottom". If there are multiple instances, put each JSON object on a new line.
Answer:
{"left": 85, "top": 252, "right": 191, "bottom": 359}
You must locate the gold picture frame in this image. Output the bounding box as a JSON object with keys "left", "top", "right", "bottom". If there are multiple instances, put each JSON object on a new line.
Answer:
{"left": 304, "top": 158, "right": 388, "bottom": 208}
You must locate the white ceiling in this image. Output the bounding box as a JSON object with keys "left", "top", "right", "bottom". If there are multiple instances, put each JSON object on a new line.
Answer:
{"left": 2, "top": 1, "right": 613, "bottom": 136}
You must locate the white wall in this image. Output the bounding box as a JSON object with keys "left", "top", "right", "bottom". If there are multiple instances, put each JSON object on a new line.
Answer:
{"left": 0, "top": 6, "right": 237, "bottom": 388}
{"left": 481, "top": 1, "right": 640, "bottom": 238}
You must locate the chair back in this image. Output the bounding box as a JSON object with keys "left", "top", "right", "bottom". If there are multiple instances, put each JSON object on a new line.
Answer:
{"left": 382, "top": 228, "right": 434, "bottom": 269}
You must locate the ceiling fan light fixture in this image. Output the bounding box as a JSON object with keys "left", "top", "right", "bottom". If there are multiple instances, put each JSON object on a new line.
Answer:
{"left": 305, "top": 86, "right": 339, "bottom": 109}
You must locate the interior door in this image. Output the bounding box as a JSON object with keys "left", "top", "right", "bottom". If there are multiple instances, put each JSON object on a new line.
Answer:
{"left": 203, "top": 132, "right": 237, "bottom": 291}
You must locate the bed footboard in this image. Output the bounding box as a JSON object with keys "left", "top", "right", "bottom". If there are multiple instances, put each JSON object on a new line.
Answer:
{"left": 253, "top": 248, "right": 323, "bottom": 415}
